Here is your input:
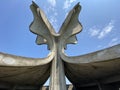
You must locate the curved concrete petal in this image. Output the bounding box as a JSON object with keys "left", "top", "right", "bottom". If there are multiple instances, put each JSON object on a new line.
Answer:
{"left": 61, "top": 44, "right": 120, "bottom": 87}
{"left": 0, "top": 52, "right": 54, "bottom": 66}
{"left": 0, "top": 52, "right": 54, "bottom": 86}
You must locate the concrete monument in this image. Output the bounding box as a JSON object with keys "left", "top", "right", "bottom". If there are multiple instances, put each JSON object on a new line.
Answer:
{"left": 0, "top": 1, "right": 120, "bottom": 90}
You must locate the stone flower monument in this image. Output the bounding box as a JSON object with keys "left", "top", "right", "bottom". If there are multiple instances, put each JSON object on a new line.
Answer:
{"left": 0, "top": 1, "right": 120, "bottom": 90}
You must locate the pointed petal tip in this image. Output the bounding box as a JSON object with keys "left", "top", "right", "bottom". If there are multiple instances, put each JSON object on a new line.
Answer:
{"left": 74, "top": 2, "right": 81, "bottom": 10}
{"left": 76, "top": 2, "right": 80, "bottom": 6}
{"left": 31, "top": 1, "right": 39, "bottom": 8}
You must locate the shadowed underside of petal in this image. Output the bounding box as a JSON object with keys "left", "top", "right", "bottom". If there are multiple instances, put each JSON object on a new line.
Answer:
{"left": 62, "top": 44, "right": 120, "bottom": 87}
{"left": 0, "top": 52, "right": 54, "bottom": 86}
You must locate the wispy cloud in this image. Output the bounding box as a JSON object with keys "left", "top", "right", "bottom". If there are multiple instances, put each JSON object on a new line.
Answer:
{"left": 89, "top": 20, "right": 114, "bottom": 39}
{"left": 47, "top": 0, "right": 56, "bottom": 7}
{"left": 97, "top": 37, "right": 120, "bottom": 49}
{"left": 89, "top": 27, "right": 100, "bottom": 37}
{"left": 98, "top": 21, "right": 114, "bottom": 39}
{"left": 63, "top": 0, "right": 76, "bottom": 9}
{"left": 108, "top": 38, "right": 120, "bottom": 47}
{"left": 44, "top": 2, "right": 58, "bottom": 31}
{"left": 49, "top": 15, "right": 58, "bottom": 31}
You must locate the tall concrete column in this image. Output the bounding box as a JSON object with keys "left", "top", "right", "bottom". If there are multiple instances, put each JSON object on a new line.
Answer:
{"left": 49, "top": 40, "right": 67, "bottom": 90}
{"left": 49, "top": 57, "right": 66, "bottom": 90}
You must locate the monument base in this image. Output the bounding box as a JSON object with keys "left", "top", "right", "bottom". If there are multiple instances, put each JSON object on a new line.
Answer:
{"left": 41, "top": 83, "right": 120, "bottom": 90}
{"left": 0, "top": 84, "right": 120, "bottom": 90}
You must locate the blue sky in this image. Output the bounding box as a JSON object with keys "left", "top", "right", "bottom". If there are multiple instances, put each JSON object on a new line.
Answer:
{"left": 0, "top": 0, "right": 120, "bottom": 85}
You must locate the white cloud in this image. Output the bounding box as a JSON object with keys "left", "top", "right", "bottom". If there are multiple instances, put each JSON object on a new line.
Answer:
{"left": 89, "top": 27, "right": 100, "bottom": 37}
{"left": 98, "top": 21, "right": 114, "bottom": 39}
{"left": 47, "top": 0, "right": 56, "bottom": 7}
{"left": 108, "top": 38, "right": 120, "bottom": 47}
{"left": 47, "top": 6, "right": 55, "bottom": 13}
{"left": 46, "top": 9, "right": 58, "bottom": 31}
{"left": 63, "top": 0, "right": 76, "bottom": 9}
{"left": 49, "top": 15, "right": 58, "bottom": 31}
{"left": 97, "top": 38, "right": 120, "bottom": 49}
{"left": 49, "top": 16, "right": 57, "bottom": 25}
{"left": 44, "top": 1, "right": 58, "bottom": 31}
{"left": 89, "top": 21, "right": 114, "bottom": 39}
